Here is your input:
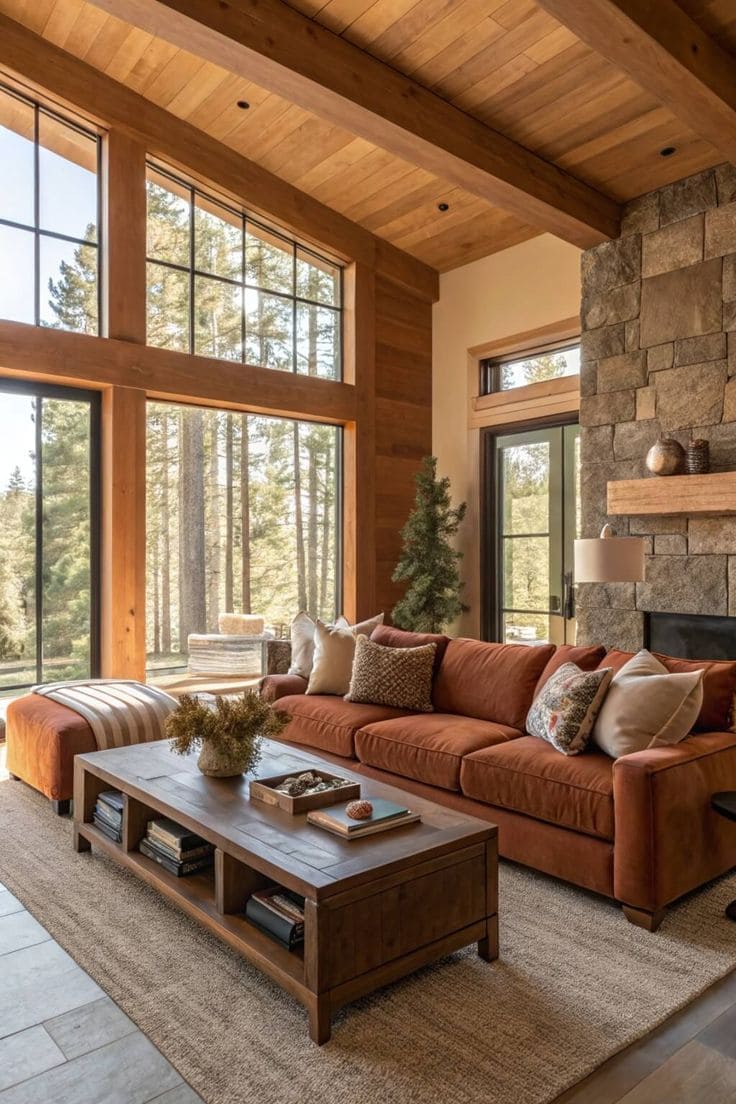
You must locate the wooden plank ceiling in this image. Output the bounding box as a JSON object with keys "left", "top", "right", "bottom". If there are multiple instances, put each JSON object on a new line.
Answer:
{"left": 0, "top": 0, "right": 731, "bottom": 271}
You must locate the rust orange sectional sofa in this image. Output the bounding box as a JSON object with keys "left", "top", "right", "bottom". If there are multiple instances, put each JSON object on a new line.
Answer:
{"left": 262, "top": 626, "right": 736, "bottom": 931}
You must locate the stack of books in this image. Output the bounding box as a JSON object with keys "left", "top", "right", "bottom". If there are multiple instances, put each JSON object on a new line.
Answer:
{"left": 307, "top": 798, "right": 421, "bottom": 839}
{"left": 139, "top": 817, "right": 215, "bottom": 877}
{"left": 245, "top": 887, "right": 305, "bottom": 950}
{"left": 93, "top": 790, "right": 124, "bottom": 843}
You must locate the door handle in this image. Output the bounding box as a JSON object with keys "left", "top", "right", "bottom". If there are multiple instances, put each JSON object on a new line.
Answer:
{"left": 563, "top": 571, "right": 575, "bottom": 620}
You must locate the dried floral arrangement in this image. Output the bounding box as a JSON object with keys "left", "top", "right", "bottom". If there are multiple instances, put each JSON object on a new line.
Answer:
{"left": 166, "top": 691, "right": 288, "bottom": 776}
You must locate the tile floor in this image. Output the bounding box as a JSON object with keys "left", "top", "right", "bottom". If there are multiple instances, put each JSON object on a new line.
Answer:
{"left": 0, "top": 881, "right": 203, "bottom": 1104}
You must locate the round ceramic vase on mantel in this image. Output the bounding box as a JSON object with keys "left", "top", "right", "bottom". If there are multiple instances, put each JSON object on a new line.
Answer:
{"left": 646, "top": 436, "right": 686, "bottom": 476}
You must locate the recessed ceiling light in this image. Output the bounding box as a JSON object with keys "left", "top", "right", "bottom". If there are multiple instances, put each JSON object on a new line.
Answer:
{"left": 659, "top": 146, "right": 677, "bottom": 157}
{"left": 237, "top": 100, "right": 250, "bottom": 110}
{"left": 438, "top": 202, "right": 449, "bottom": 212}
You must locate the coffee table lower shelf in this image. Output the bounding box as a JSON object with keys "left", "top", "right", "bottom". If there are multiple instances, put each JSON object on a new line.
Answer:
{"left": 74, "top": 750, "right": 498, "bottom": 1044}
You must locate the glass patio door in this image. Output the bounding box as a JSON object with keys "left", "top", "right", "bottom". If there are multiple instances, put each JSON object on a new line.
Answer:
{"left": 0, "top": 380, "right": 100, "bottom": 693}
{"left": 489, "top": 423, "right": 580, "bottom": 646}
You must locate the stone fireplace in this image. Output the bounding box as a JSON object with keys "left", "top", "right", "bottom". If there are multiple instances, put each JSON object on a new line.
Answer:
{"left": 577, "top": 163, "right": 736, "bottom": 650}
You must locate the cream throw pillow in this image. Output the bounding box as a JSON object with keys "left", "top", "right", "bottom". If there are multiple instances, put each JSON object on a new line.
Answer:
{"left": 289, "top": 611, "right": 383, "bottom": 679}
{"left": 593, "top": 649, "right": 704, "bottom": 759}
{"left": 307, "top": 622, "right": 357, "bottom": 696}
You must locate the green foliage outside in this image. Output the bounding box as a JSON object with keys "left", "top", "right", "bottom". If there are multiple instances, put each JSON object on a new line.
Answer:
{"left": 0, "top": 169, "right": 341, "bottom": 689}
{"left": 0, "top": 398, "right": 93, "bottom": 687}
{"left": 391, "top": 456, "right": 467, "bottom": 634}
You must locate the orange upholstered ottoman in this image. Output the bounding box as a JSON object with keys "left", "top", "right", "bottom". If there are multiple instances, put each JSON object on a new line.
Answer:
{"left": 6, "top": 694, "right": 96, "bottom": 814}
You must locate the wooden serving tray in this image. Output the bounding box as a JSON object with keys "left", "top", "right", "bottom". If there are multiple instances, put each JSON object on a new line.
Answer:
{"left": 250, "top": 770, "right": 360, "bottom": 814}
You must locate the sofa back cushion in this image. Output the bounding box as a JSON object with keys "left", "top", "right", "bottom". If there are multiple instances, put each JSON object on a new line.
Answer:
{"left": 371, "top": 624, "right": 450, "bottom": 677}
{"left": 600, "top": 649, "right": 736, "bottom": 732}
{"left": 433, "top": 638, "right": 555, "bottom": 730}
{"left": 535, "top": 644, "right": 607, "bottom": 694}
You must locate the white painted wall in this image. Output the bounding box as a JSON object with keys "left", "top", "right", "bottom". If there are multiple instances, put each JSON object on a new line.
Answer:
{"left": 432, "top": 233, "right": 582, "bottom": 636}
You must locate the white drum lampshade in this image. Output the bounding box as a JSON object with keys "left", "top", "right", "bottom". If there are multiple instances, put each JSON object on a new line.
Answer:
{"left": 574, "top": 524, "right": 646, "bottom": 583}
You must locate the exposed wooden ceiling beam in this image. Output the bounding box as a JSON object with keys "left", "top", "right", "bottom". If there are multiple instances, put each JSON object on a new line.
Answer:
{"left": 0, "top": 15, "right": 437, "bottom": 300}
{"left": 86, "top": 0, "right": 621, "bottom": 248}
{"left": 535, "top": 0, "right": 736, "bottom": 164}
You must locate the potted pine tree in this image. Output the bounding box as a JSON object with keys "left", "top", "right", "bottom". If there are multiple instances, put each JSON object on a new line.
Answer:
{"left": 391, "top": 455, "right": 467, "bottom": 633}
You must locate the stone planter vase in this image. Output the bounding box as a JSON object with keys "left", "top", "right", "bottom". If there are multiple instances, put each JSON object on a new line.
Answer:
{"left": 197, "top": 740, "right": 256, "bottom": 778}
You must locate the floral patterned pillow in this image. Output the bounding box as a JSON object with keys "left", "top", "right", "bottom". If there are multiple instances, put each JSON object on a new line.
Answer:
{"left": 527, "top": 662, "right": 614, "bottom": 756}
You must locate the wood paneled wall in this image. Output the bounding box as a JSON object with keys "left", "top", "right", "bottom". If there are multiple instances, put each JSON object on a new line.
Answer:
{"left": 373, "top": 275, "right": 433, "bottom": 618}
{"left": 0, "top": 56, "right": 435, "bottom": 674}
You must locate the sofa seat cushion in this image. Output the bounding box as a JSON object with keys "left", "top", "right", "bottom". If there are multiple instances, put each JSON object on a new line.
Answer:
{"left": 355, "top": 713, "right": 522, "bottom": 791}
{"left": 460, "top": 737, "right": 615, "bottom": 841}
{"left": 272, "top": 694, "right": 414, "bottom": 758}
{"left": 433, "top": 638, "right": 555, "bottom": 729}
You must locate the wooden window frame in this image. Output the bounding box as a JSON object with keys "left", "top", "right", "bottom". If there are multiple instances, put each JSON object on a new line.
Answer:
{"left": 0, "top": 45, "right": 436, "bottom": 677}
{"left": 468, "top": 317, "right": 580, "bottom": 433}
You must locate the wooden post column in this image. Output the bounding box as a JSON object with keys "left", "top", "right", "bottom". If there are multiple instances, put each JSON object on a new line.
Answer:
{"left": 100, "top": 127, "right": 147, "bottom": 679}
{"left": 101, "top": 385, "right": 146, "bottom": 679}
{"left": 104, "top": 128, "right": 147, "bottom": 343}
{"left": 342, "top": 262, "right": 376, "bottom": 621}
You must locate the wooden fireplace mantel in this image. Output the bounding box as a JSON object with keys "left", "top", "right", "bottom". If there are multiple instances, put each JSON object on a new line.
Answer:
{"left": 607, "top": 471, "right": 736, "bottom": 516}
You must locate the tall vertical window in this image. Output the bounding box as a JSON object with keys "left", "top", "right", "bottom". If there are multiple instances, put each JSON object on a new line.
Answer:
{"left": 486, "top": 423, "right": 580, "bottom": 647}
{"left": 146, "top": 165, "right": 342, "bottom": 378}
{"left": 0, "top": 380, "right": 100, "bottom": 694}
{"left": 146, "top": 402, "right": 341, "bottom": 675}
{"left": 0, "top": 84, "right": 100, "bottom": 334}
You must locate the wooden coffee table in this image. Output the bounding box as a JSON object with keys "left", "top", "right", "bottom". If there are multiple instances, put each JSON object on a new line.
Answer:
{"left": 73, "top": 739, "right": 498, "bottom": 1043}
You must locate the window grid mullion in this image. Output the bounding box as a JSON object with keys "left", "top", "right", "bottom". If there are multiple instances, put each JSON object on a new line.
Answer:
{"left": 145, "top": 160, "right": 342, "bottom": 378}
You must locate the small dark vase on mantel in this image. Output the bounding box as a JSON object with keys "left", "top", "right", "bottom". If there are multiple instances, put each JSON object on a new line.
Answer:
{"left": 646, "top": 435, "right": 686, "bottom": 477}
{"left": 685, "top": 437, "right": 710, "bottom": 475}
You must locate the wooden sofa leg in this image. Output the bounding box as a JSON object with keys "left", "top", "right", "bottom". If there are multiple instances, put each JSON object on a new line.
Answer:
{"left": 51, "top": 798, "right": 71, "bottom": 817}
{"left": 622, "top": 905, "right": 666, "bottom": 932}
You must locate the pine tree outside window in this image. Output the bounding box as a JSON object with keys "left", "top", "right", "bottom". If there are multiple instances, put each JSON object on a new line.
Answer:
{"left": 146, "top": 401, "right": 341, "bottom": 676}
{"left": 146, "top": 164, "right": 342, "bottom": 379}
{"left": 0, "top": 83, "right": 100, "bottom": 334}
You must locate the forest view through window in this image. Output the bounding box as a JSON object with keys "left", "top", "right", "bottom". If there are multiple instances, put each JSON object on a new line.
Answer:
{"left": 146, "top": 403, "right": 340, "bottom": 674}
{"left": 146, "top": 165, "right": 341, "bottom": 377}
{"left": 0, "top": 83, "right": 100, "bottom": 333}
{"left": 0, "top": 382, "right": 99, "bottom": 694}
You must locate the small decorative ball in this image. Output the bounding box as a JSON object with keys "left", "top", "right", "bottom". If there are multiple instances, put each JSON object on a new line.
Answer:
{"left": 346, "top": 799, "right": 373, "bottom": 820}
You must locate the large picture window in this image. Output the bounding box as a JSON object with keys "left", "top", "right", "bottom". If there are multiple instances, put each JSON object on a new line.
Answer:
{"left": 146, "top": 165, "right": 342, "bottom": 379}
{"left": 0, "top": 83, "right": 100, "bottom": 334}
{"left": 146, "top": 402, "right": 341, "bottom": 674}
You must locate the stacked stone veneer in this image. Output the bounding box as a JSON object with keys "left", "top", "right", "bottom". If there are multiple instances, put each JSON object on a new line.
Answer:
{"left": 578, "top": 163, "right": 736, "bottom": 650}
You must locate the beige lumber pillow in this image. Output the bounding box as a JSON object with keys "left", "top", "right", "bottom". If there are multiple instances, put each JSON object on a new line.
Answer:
{"left": 306, "top": 618, "right": 386, "bottom": 696}
{"left": 289, "top": 611, "right": 383, "bottom": 679}
{"left": 346, "top": 635, "right": 436, "bottom": 712}
{"left": 592, "top": 649, "right": 704, "bottom": 759}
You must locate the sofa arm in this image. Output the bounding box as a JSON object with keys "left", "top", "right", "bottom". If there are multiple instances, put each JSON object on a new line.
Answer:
{"left": 613, "top": 731, "right": 736, "bottom": 911}
{"left": 259, "top": 673, "right": 308, "bottom": 703}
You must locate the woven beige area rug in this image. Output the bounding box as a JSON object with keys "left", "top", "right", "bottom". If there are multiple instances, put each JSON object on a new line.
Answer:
{"left": 2, "top": 777, "right": 736, "bottom": 1104}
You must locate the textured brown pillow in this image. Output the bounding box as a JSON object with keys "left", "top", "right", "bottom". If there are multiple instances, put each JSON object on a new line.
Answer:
{"left": 346, "top": 635, "right": 436, "bottom": 712}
